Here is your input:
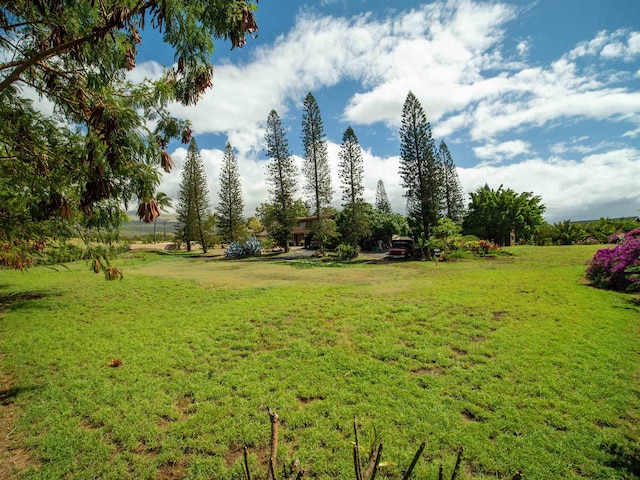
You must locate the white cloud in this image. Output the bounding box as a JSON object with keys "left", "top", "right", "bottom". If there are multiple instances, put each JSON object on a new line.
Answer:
{"left": 459, "top": 149, "right": 640, "bottom": 222}
{"left": 567, "top": 29, "right": 640, "bottom": 62}
{"left": 127, "top": 60, "right": 165, "bottom": 83}
{"left": 469, "top": 88, "right": 640, "bottom": 141}
{"left": 20, "top": 86, "right": 57, "bottom": 117}
{"left": 473, "top": 140, "right": 531, "bottom": 163}
{"left": 150, "top": 1, "right": 640, "bottom": 222}
{"left": 516, "top": 39, "right": 530, "bottom": 57}
{"left": 158, "top": 3, "right": 639, "bottom": 152}
{"left": 622, "top": 127, "right": 640, "bottom": 138}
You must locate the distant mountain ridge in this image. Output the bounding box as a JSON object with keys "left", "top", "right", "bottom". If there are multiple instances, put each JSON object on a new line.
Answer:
{"left": 123, "top": 212, "right": 179, "bottom": 238}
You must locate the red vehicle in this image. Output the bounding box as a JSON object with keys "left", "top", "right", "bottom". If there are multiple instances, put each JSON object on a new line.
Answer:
{"left": 388, "top": 240, "right": 414, "bottom": 259}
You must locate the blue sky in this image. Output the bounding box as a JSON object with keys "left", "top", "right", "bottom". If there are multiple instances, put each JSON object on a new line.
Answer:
{"left": 134, "top": 0, "right": 640, "bottom": 222}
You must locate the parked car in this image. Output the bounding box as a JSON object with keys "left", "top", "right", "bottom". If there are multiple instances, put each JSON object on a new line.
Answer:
{"left": 388, "top": 240, "right": 414, "bottom": 259}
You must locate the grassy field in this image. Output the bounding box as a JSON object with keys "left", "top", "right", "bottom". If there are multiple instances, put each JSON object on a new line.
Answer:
{"left": 0, "top": 246, "right": 638, "bottom": 479}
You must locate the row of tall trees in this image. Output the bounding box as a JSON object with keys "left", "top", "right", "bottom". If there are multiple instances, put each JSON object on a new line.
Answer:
{"left": 175, "top": 138, "right": 248, "bottom": 251}
{"left": 259, "top": 91, "right": 469, "bottom": 251}
{"left": 263, "top": 93, "right": 382, "bottom": 251}
{"left": 181, "top": 90, "right": 546, "bottom": 253}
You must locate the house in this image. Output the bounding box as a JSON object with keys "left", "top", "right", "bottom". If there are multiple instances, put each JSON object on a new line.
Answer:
{"left": 258, "top": 215, "right": 335, "bottom": 247}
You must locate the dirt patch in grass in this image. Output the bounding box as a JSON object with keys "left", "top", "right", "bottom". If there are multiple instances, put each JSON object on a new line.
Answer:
{"left": 296, "top": 395, "right": 325, "bottom": 407}
{"left": 491, "top": 311, "right": 508, "bottom": 321}
{"left": 174, "top": 393, "right": 195, "bottom": 419}
{"left": 157, "top": 457, "right": 189, "bottom": 480}
{"left": 224, "top": 443, "right": 245, "bottom": 467}
{"left": 411, "top": 366, "right": 445, "bottom": 376}
{"left": 0, "top": 359, "right": 39, "bottom": 479}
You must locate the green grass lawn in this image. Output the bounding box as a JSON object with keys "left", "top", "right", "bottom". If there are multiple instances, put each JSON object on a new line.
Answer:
{"left": 0, "top": 246, "right": 638, "bottom": 479}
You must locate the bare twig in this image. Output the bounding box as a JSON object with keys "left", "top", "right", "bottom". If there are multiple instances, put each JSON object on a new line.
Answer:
{"left": 450, "top": 447, "right": 463, "bottom": 480}
{"left": 267, "top": 408, "right": 279, "bottom": 480}
{"left": 368, "top": 443, "right": 383, "bottom": 480}
{"left": 401, "top": 441, "right": 426, "bottom": 480}
{"left": 242, "top": 446, "right": 251, "bottom": 480}
{"left": 353, "top": 419, "right": 363, "bottom": 480}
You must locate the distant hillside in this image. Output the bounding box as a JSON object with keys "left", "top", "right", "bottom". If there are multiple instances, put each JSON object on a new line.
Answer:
{"left": 572, "top": 216, "right": 639, "bottom": 225}
{"left": 122, "top": 212, "right": 179, "bottom": 239}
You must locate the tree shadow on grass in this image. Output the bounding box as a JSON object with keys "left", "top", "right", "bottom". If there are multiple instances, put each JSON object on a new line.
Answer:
{"left": 602, "top": 442, "right": 640, "bottom": 478}
{"left": 0, "top": 289, "right": 52, "bottom": 318}
{"left": 0, "top": 385, "right": 41, "bottom": 406}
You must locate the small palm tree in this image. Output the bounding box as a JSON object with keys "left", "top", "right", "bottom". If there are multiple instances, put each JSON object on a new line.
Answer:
{"left": 153, "top": 191, "right": 173, "bottom": 243}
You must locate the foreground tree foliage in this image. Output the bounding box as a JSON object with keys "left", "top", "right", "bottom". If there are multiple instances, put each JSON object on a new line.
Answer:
{"left": 463, "top": 184, "right": 546, "bottom": 246}
{"left": 0, "top": 0, "right": 259, "bottom": 268}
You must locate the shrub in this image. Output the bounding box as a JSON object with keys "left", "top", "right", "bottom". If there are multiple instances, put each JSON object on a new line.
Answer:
{"left": 336, "top": 243, "right": 360, "bottom": 261}
{"left": 225, "top": 238, "right": 262, "bottom": 258}
{"left": 586, "top": 228, "right": 640, "bottom": 291}
{"left": 42, "top": 243, "right": 84, "bottom": 264}
{"left": 466, "top": 239, "right": 502, "bottom": 256}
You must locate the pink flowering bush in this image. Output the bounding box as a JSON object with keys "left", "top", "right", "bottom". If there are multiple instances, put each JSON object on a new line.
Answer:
{"left": 467, "top": 239, "right": 502, "bottom": 256}
{"left": 586, "top": 228, "right": 640, "bottom": 291}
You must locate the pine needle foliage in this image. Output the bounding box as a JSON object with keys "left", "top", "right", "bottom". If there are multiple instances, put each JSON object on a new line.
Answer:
{"left": 438, "top": 141, "right": 466, "bottom": 223}
{"left": 264, "top": 110, "right": 298, "bottom": 252}
{"left": 301, "top": 92, "right": 333, "bottom": 246}
{"left": 338, "top": 127, "right": 369, "bottom": 249}
{"left": 217, "top": 142, "right": 245, "bottom": 243}
{"left": 175, "top": 138, "right": 212, "bottom": 252}
{"left": 399, "top": 91, "right": 442, "bottom": 240}
{"left": 375, "top": 180, "right": 392, "bottom": 214}
{"left": 338, "top": 127, "right": 365, "bottom": 206}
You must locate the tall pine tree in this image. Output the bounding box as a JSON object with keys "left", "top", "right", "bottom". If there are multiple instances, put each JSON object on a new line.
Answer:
{"left": 264, "top": 109, "right": 298, "bottom": 252}
{"left": 216, "top": 142, "right": 245, "bottom": 242}
{"left": 301, "top": 92, "right": 333, "bottom": 247}
{"left": 338, "top": 126, "right": 369, "bottom": 247}
{"left": 175, "top": 138, "right": 212, "bottom": 252}
{"left": 338, "top": 127, "right": 364, "bottom": 205}
{"left": 399, "top": 91, "right": 442, "bottom": 242}
{"left": 438, "top": 140, "right": 466, "bottom": 222}
{"left": 375, "top": 179, "right": 392, "bottom": 213}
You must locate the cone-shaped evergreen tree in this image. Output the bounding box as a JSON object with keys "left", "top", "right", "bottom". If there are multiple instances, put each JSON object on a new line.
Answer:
{"left": 438, "top": 140, "right": 466, "bottom": 222}
{"left": 375, "top": 179, "right": 392, "bottom": 213}
{"left": 264, "top": 109, "right": 298, "bottom": 252}
{"left": 399, "top": 91, "right": 442, "bottom": 241}
{"left": 175, "top": 138, "right": 212, "bottom": 252}
{"left": 301, "top": 92, "right": 333, "bottom": 247}
{"left": 338, "top": 127, "right": 365, "bottom": 206}
{"left": 216, "top": 142, "right": 245, "bottom": 242}
{"left": 338, "top": 126, "right": 369, "bottom": 247}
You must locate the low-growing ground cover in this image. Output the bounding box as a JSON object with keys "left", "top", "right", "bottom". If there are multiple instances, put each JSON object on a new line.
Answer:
{"left": 0, "top": 246, "right": 638, "bottom": 479}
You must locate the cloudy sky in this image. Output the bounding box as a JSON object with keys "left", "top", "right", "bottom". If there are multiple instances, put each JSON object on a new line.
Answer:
{"left": 136, "top": 0, "right": 640, "bottom": 222}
